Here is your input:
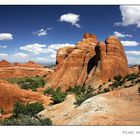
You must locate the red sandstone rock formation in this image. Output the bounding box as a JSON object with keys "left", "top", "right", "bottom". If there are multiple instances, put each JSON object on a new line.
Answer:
{"left": 46, "top": 33, "right": 129, "bottom": 91}
{"left": 13, "top": 61, "right": 44, "bottom": 68}
{"left": 0, "top": 67, "right": 53, "bottom": 79}
{"left": 0, "top": 60, "right": 53, "bottom": 79}
{"left": 0, "top": 60, "right": 12, "bottom": 67}
{"left": 22, "top": 61, "right": 44, "bottom": 68}
{"left": 0, "top": 79, "right": 51, "bottom": 114}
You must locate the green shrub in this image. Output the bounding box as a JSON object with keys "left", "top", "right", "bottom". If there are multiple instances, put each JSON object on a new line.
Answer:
{"left": 113, "top": 75, "right": 122, "bottom": 81}
{"left": 67, "top": 86, "right": 94, "bottom": 106}
{"left": 124, "top": 73, "right": 137, "bottom": 81}
{"left": 0, "top": 108, "right": 4, "bottom": 115}
{"left": 44, "top": 87, "right": 66, "bottom": 104}
{"left": 1, "top": 115, "right": 52, "bottom": 126}
{"left": 103, "top": 88, "right": 110, "bottom": 93}
{"left": 8, "top": 76, "right": 46, "bottom": 91}
{"left": 13, "top": 102, "right": 44, "bottom": 117}
{"left": 108, "top": 79, "right": 111, "bottom": 82}
{"left": 98, "top": 84, "right": 102, "bottom": 89}
{"left": 138, "top": 87, "right": 140, "bottom": 93}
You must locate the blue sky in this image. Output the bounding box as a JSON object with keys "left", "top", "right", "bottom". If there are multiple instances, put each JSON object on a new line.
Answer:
{"left": 0, "top": 5, "right": 140, "bottom": 64}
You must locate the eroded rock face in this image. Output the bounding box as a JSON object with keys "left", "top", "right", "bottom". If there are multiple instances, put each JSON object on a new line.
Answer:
{"left": 0, "top": 79, "right": 51, "bottom": 113}
{"left": 46, "top": 33, "right": 129, "bottom": 91}
{"left": 0, "top": 60, "right": 12, "bottom": 67}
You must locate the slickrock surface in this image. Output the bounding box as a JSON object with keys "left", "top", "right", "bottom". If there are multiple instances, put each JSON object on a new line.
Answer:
{"left": 46, "top": 33, "right": 129, "bottom": 91}
{"left": 38, "top": 85, "right": 140, "bottom": 125}
{"left": 0, "top": 79, "right": 51, "bottom": 114}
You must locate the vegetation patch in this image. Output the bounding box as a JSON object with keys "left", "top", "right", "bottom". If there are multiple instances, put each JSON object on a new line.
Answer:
{"left": 67, "top": 86, "right": 94, "bottom": 106}
{"left": 0, "top": 115, "right": 52, "bottom": 126}
{"left": 0, "top": 102, "right": 52, "bottom": 126}
{"left": 44, "top": 87, "right": 67, "bottom": 104}
{"left": 7, "top": 76, "right": 46, "bottom": 91}
{"left": 0, "top": 108, "right": 4, "bottom": 115}
{"left": 13, "top": 102, "right": 45, "bottom": 117}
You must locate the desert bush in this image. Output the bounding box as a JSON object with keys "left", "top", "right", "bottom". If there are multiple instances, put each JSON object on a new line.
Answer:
{"left": 98, "top": 84, "right": 102, "bottom": 89}
{"left": 103, "top": 88, "right": 110, "bottom": 93}
{"left": 13, "top": 102, "right": 44, "bottom": 117}
{"left": 67, "top": 86, "right": 94, "bottom": 106}
{"left": 0, "top": 108, "right": 4, "bottom": 115}
{"left": 1, "top": 115, "right": 52, "bottom": 126}
{"left": 44, "top": 87, "right": 66, "bottom": 104}
{"left": 8, "top": 76, "right": 46, "bottom": 91}
{"left": 124, "top": 73, "right": 137, "bottom": 81}
{"left": 108, "top": 79, "right": 111, "bottom": 82}
{"left": 113, "top": 75, "right": 122, "bottom": 82}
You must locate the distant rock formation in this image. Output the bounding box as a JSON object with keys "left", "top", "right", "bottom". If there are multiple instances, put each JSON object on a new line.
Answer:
{"left": 0, "top": 79, "right": 51, "bottom": 113}
{"left": 46, "top": 32, "right": 129, "bottom": 91}
{"left": 0, "top": 60, "right": 12, "bottom": 67}
{"left": 129, "top": 65, "right": 140, "bottom": 74}
{"left": 0, "top": 60, "right": 52, "bottom": 79}
{"left": 13, "top": 61, "right": 44, "bottom": 68}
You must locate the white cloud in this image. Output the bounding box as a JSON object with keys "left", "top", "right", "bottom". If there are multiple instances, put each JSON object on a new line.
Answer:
{"left": 59, "top": 13, "right": 81, "bottom": 28}
{"left": 114, "top": 31, "right": 132, "bottom": 38}
{"left": 126, "top": 51, "right": 140, "bottom": 56}
{"left": 0, "top": 53, "right": 28, "bottom": 62}
{"left": 19, "top": 43, "right": 74, "bottom": 63}
{"left": 121, "top": 40, "right": 139, "bottom": 46}
{"left": 20, "top": 43, "right": 47, "bottom": 54}
{"left": 33, "top": 28, "right": 52, "bottom": 36}
{"left": 115, "top": 6, "right": 140, "bottom": 28}
{"left": 0, "top": 45, "right": 7, "bottom": 48}
{"left": 12, "top": 53, "right": 28, "bottom": 58}
{"left": 0, "top": 33, "right": 13, "bottom": 41}
{"left": 127, "top": 56, "right": 140, "bottom": 65}
{"left": 48, "top": 43, "right": 75, "bottom": 50}
{"left": 33, "top": 28, "right": 47, "bottom": 36}
{"left": 0, "top": 53, "right": 8, "bottom": 58}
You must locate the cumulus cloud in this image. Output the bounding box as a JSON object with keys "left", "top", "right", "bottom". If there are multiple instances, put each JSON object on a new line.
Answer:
{"left": 0, "top": 52, "right": 28, "bottom": 62}
{"left": 0, "top": 33, "right": 13, "bottom": 41}
{"left": 115, "top": 6, "right": 140, "bottom": 28}
{"left": 127, "top": 56, "right": 140, "bottom": 65}
{"left": 19, "top": 43, "right": 74, "bottom": 63}
{"left": 59, "top": 13, "right": 81, "bottom": 28}
{"left": 12, "top": 53, "right": 28, "bottom": 58}
{"left": 0, "top": 45, "right": 7, "bottom": 48}
{"left": 126, "top": 51, "right": 140, "bottom": 56}
{"left": 121, "top": 40, "right": 139, "bottom": 46}
{"left": 0, "top": 53, "right": 8, "bottom": 58}
{"left": 33, "top": 28, "right": 52, "bottom": 36}
{"left": 114, "top": 31, "right": 132, "bottom": 38}
{"left": 48, "top": 43, "right": 75, "bottom": 50}
{"left": 20, "top": 43, "right": 47, "bottom": 54}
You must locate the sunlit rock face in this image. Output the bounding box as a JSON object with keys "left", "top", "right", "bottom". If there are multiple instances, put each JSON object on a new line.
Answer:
{"left": 45, "top": 32, "right": 129, "bottom": 91}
